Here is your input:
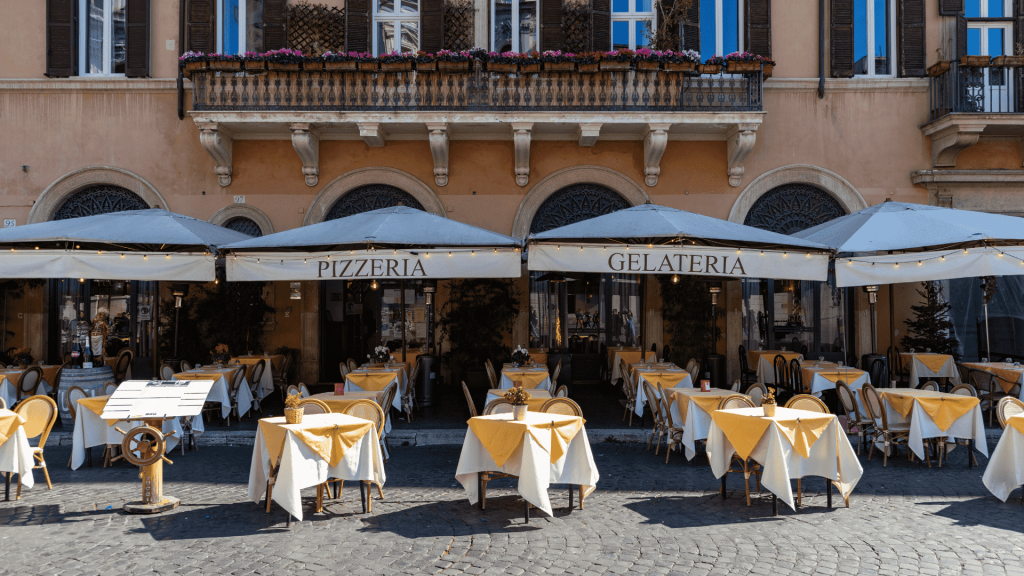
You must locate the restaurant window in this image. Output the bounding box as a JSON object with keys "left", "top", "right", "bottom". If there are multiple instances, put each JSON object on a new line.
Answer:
{"left": 374, "top": 0, "right": 420, "bottom": 54}
{"left": 852, "top": 0, "right": 895, "bottom": 76}
{"left": 611, "top": 0, "right": 653, "bottom": 50}
{"left": 79, "top": 0, "right": 126, "bottom": 75}
{"left": 217, "top": 0, "right": 265, "bottom": 54}
{"left": 492, "top": 0, "right": 538, "bottom": 52}
{"left": 223, "top": 216, "right": 264, "bottom": 238}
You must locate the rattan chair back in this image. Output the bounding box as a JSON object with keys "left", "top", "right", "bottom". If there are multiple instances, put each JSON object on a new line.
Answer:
{"left": 641, "top": 380, "right": 661, "bottom": 421}
{"left": 65, "top": 385, "right": 87, "bottom": 421}
{"left": 461, "top": 381, "right": 478, "bottom": 417}
{"left": 552, "top": 360, "right": 562, "bottom": 385}
{"left": 347, "top": 358, "right": 358, "bottom": 372}
{"left": 298, "top": 383, "right": 311, "bottom": 398}
{"left": 835, "top": 381, "right": 860, "bottom": 419}
{"left": 773, "top": 355, "right": 789, "bottom": 394}
{"left": 996, "top": 396, "right": 1024, "bottom": 429}
{"left": 540, "top": 397, "right": 582, "bottom": 417}
{"left": 860, "top": 383, "right": 888, "bottom": 428}
{"left": 745, "top": 383, "right": 767, "bottom": 407}
{"left": 296, "top": 398, "right": 331, "bottom": 415}
{"left": 17, "top": 366, "right": 43, "bottom": 399}
{"left": 719, "top": 394, "right": 755, "bottom": 410}
{"left": 784, "top": 394, "right": 829, "bottom": 413}
{"left": 15, "top": 395, "right": 57, "bottom": 447}
{"left": 230, "top": 367, "right": 246, "bottom": 395}
{"left": 730, "top": 379, "right": 741, "bottom": 392}
{"left": 286, "top": 384, "right": 300, "bottom": 397}
{"left": 251, "top": 360, "right": 266, "bottom": 390}
{"left": 115, "top": 351, "right": 134, "bottom": 381}
{"left": 339, "top": 362, "right": 349, "bottom": 378}
{"left": 656, "top": 383, "right": 678, "bottom": 428}
{"left": 920, "top": 380, "right": 939, "bottom": 392}
{"left": 949, "top": 383, "right": 976, "bottom": 397}
{"left": 380, "top": 381, "right": 398, "bottom": 423}
{"left": 159, "top": 363, "right": 175, "bottom": 380}
{"left": 102, "top": 381, "right": 118, "bottom": 396}
{"left": 484, "top": 360, "right": 498, "bottom": 388}
{"left": 555, "top": 385, "right": 568, "bottom": 398}
{"left": 789, "top": 358, "right": 803, "bottom": 393}
{"left": 342, "top": 399, "right": 386, "bottom": 439}
{"left": 685, "top": 358, "right": 697, "bottom": 373}
{"left": 483, "top": 398, "right": 514, "bottom": 415}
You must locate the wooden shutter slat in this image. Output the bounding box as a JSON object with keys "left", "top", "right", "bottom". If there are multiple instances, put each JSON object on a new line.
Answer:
{"left": 347, "top": 0, "right": 371, "bottom": 53}
{"left": 1015, "top": 0, "right": 1024, "bottom": 110}
{"left": 541, "top": 0, "right": 564, "bottom": 51}
{"left": 744, "top": 0, "right": 771, "bottom": 58}
{"left": 830, "top": 0, "right": 854, "bottom": 78}
{"left": 264, "top": 0, "right": 288, "bottom": 51}
{"left": 591, "top": 0, "right": 611, "bottom": 51}
{"left": 898, "top": 0, "right": 926, "bottom": 77}
{"left": 957, "top": 11, "right": 967, "bottom": 57}
{"left": 421, "top": 0, "right": 444, "bottom": 52}
{"left": 938, "top": 0, "right": 964, "bottom": 16}
{"left": 125, "top": 0, "right": 150, "bottom": 77}
{"left": 682, "top": 0, "right": 699, "bottom": 53}
{"left": 46, "top": 0, "right": 76, "bottom": 77}
{"left": 187, "top": 0, "right": 215, "bottom": 53}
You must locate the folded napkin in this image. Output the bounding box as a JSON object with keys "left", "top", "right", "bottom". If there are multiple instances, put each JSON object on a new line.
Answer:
{"left": 293, "top": 421, "right": 375, "bottom": 466}
{"left": 882, "top": 390, "right": 978, "bottom": 431}
{"left": 467, "top": 413, "right": 585, "bottom": 467}
{"left": 908, "top": 354, "right": 951, "bottom": 373}
{"left": 711, "top": 407, "right": 832, "bottom": 460}
{"left": 0, "top": 409, "right": 25, "bottom": 447}
{"left": 78, "top": 395, "right": 119, "bottom": 426}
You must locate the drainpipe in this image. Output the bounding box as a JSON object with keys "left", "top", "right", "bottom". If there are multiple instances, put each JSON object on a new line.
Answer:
{"left": 177, "top": 0, "right": 186, "bottom": 120}
{"left": 819, "top": 0, "right": 826, "bottom": 99}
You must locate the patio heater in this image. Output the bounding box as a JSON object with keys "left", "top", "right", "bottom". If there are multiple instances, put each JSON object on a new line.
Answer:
{"left": 705, "top": 282, "right": 726, "bottom": 389}
{"left": 170, "top": 283, "right": 190, "bottom": 365}
{"left": 861, "top": 285, "right": 886, "bottom": 379}
{"left": 418, "top": 282, "right": 439, "bottom": 407}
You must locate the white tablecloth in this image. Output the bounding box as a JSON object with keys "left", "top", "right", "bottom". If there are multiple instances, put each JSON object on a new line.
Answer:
{"left": 174, "top": 370, "right": 252, "bottom": 419}
{"left": 498, "top": 368, "right": 551, "bottom": 391}
{"left": 609, "top": 349, "right": 655, "bottom": 383}
{"left": 0, "top": 427, "right": 34, "bottom": 491}
{"left": 455, "top": 414, "right": 600, "bottom": 517}
{"left": 633, "top": 369, "right": 692, "bottom": 417}
{"left": 983, "top": 418, "right": 1024, "bottom": 502}
{"left": 70, "top": 405, "right": 200, "bottom": 470}
{"left": 344, "top": 373, "right": 403, "bottom": 411}
{"left": 247, "top": 413, "right": 386, "bottom": 521}
{"left": 903, "top": 354, "right": 962, "bottom": 386}
{"left": 673, "top": 391, "right": 736, "bottom": 460}
{"left": 963, "top": 363, "right": 1024, "bottom": 401}
{"left": 880, "top": 396, "right": 987, "bottom": 461}
{"left": 0, "top": 377, "right": 53, "bottom": 409}
{"left": 708, "top": 408, "right": 863, "bottom": 511}
{"left": 802, "top": 367, "right": 870, "bottom": 397}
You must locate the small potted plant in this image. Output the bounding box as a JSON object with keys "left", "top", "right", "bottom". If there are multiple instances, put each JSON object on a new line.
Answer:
{"left": 700, "top": 56, "right": 725, "bottom": 74}
{"left": 504, "top": 386, "right": 531, "bottom": 421}
{"left": 263, "top": 48, "right": 305, "bottom": 72}
{"left": 179, "top": 51, "right": 209, "bottom": 76}
{"left": 576, "top": 51, "right": 601, "bottom": 73}
{"left": 367, "top": 345, "right": 390, "bottom": 366}
{"left": 487, "top": 51, "right": 521, "bottom": 73}
{"left": 762, "top": 387, "right": 777, "bottom": 417}
{"left": 211, "top": 343, "right": 230, "bottom": 366}
{"left": 13, "top": 347, "right": 32, "bottom": 369}
{"left": 414, "top": 51, "right": 438, "bottom": 71}
{"left": 241, "top": 51, "right": 267, "bottom": 73}
{"left": 510, "top": 345, "right": 531, "bottom": 368}
{"left": 635, "top": 48, "right": 662, "bottom": 72}
{"left": 519, "top": 51, "right": 541, "bottom": 73}
{"left": 722, "top": 51, "right": 764, "bottom": 74}
{"left": 355, "top": 51, "right": 379, "bottom": 72}
{"left": 541, "top": 50, "right": 576, "bottom": 72}
{"left": 208, "top": 53, "right": 243, "bottom": 73}
{"left": 323, "top": 51, "right": 360, "bottom": 71}
{"left": 437, "top": 49, "right": 476, "bottom": 72}
{"left": 662, "top": 49, "right": 700, "bottom": 73}
{"left": 284, "top": 392, "right": 304, "bottom": 424}
{"left": 379, "top": 50, "right": 416, "bottom": 72}
{"left": 600, "top": 49, "right": 634, "bottom": 71}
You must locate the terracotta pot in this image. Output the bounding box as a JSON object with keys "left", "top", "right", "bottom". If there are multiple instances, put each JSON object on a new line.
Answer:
{"left": 664, "top": 61, "right": 696, "bottom": 73}
{"left": 762, "top": 63, "right": 774, "bottom": 78}
{"left": 325, "top": 61, "right": 358, "bottom": 71}
{"left": 637, "top": 61, "right": 660, "bottom": 72}
{"left": 488, "top": 62, "right": 518, "bottom": 73}
{"left": 599, "top": 61, "right": 631, "bottom": 71}
{"left": 357, "top": 61, "right": 379, "bottom": 71}
{"left": 381, "top": 61, "right": 413, "bottom": 72}
{"left": 416, "top": 60, "right": 439, "bottom": 71}
{"left": 209, "top": 60, "right": 242, "bottom": 72}
{"left": 439, "top": 60, "right": 470, "bottom": 72}
{"left": 959, "top": 55, "right": 992, "bottom": 67}
{"left": 512, "top": 405, "right": 528, "bottom": 421}
{"left": 698, "top": 63, "right": 722, "bottom": 74}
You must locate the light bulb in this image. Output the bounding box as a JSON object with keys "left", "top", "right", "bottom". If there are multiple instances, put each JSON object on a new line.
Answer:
{"left": 671, "top": 274, "right": 679, "bottom": 284}
{"left": 370, "top": 279, "right": 379, "bottom": 290}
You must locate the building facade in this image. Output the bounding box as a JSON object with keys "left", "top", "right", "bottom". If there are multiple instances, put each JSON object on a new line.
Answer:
{"left": 2, "top": 0, "right": 1021, "bottom": 385}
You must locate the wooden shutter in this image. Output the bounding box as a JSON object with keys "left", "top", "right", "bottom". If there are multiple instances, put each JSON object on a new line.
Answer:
{"left": 186, "top": 0, "right": 215, "bottom": 53}
{"left": 591, "top": 0, "right": 611, "bottom": 51}
{"left": 830, "top": 0, "right": 854, "bottom": 77}
{"left": 957, "top": 11, "right": 967, "bottom": 57}
{"left": 540, "top": 0, "right": 564, "bottom": 51}
{"left": 1016, "top": 0, "right": 1024, "bottom": 110}
{"left": 46, "top": 0, "right": 76, "bottom": 77}
{"left": 898, "top": 0, "right": 926, "bottom": 76}
{"left": 125, "top": 0, "right": 150, "bottom": 77}
{"left": 682, "top": 0, "right": 699, "bottom": 53}
{"left": 744, "top": 0, "right": 771, "bottom": 58}
{"left": 347, "top": 0, "right": 371, "bottom": 52}
{"left": 421, "top": 0, "right": 444, "bottom": 52}
{"left": 264, "top": 0, "right": 288, "bottom": 51}
{"left": 938, "top": 0, "right": 964, "bottom": 16}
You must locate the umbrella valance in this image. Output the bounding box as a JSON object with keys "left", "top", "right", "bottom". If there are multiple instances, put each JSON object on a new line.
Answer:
{"left": 527, "top": 204, "right": 832, "bottom": 281}
{"left": 222, "top": 206, "right": 522, "bottom": 280}
{"left": 0, "top": 209, "right": 251, "bottom": 281}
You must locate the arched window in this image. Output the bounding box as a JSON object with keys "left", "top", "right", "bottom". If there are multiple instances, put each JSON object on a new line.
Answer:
{"left": 223, "top": 216, "right": 264, "bottom": 238}
{"left": 529, "top": 183, "right": 631, "bottom": 234}
{"left": 743, "top": 183, "right": 846, "bottom": 234}
{"left": 52, "top": 185, "right": 149, "bottom": 221}
{"left": 324, "top": 184, "right": 425, "bottom": 221}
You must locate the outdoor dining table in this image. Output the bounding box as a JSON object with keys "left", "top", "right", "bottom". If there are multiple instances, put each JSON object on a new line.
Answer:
{"left": 982, "top": 413, "right": 1024, "bottom": 502}
{"left": 455, "top": 411, "right": 599, "bottom": 519}
{"left": 307, "top": 391, "right": 393, "bottom": 435}
{"left": 631, "top": 364, "right": 691, "bottom": 418}
{"left": 798, "top": 362, "right": 870, "bottom": 397}
{"left": 0, "top": 408, "right": 34, "bottom": 501}
{"left": 708, "top": 406, "right": 862, "bottom": 513}
{"left": 961, "top": 362, "right": 1024, "bottom": 399}
{"left": 173, "top": 368, "right": 253, "bottom": 419}
{"left": 748, "top": 350, "right": 801, "bottom": 385}
{"left": 499, "top": 365, "right": 551, "bottom": 391}
{"left": 901, "top": 353, "right": 961, "bottom": 386}
{"left": 70, "top": 395, "right": 196, "bottom": 470}
{"left": 877, "top": 388, "right": 986, "bottom": 465}
{"left": 528, "top": 348, "right": 549, "bottom": 366}
{"left": 662, "top": 388, "right": 738, "bottom": 460}
{"left": 484, "top": 389, "right": 551, "bottom": 411}
{"left": 231, "top": 355, "right": 284, "bottom": 397}
{"left": 0, "top": 366, "right": 56, "bottom": 408}
{"left": 345, "top": 366, "right": 404, "bottom": 410}
{"left": 248, "top": 413, "right": 385, "bottom": 521}
{"left": 608, "top": 347, "right": 655, "bottom": 383}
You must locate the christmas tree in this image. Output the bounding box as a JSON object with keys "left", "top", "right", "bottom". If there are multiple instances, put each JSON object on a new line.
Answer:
{"left": 901, "top": 281, "right": 959, "bottom": 360}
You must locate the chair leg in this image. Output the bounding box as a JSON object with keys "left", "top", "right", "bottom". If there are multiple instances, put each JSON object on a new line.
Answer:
{"left": 743, "top": 466, "right": 752, "bottom": 507}
{"left": 40, "top": 461, "right": 51, "bottom": 490}
{"left": 376, "top": 482, "right": 384, "bottom": 500}
{"left": 266, "top": 480, "right": 275, "bottom": 513}
{"left": 796, "top": 478, "right": 802, "bottom": 507}
{"left": 364, "top": 481, "right": 372, "bottom": 513}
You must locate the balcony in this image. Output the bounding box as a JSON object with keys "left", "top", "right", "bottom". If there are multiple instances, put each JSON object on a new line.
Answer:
{"left": 924, "top": 60, "right": 1024, "bottom": 167}
{"left": 187, "top": 64, "right": 765, "bottom": 188}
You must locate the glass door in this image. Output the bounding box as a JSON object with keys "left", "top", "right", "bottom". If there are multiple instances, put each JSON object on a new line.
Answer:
{"left": 741, "top": 275, "right": 850, "bottom": 362}
{"left": 968, "top": 22, "right": 1013, "bottom": 111}
{"left": 528, "top": 272, "right": 641, "bottom": 351}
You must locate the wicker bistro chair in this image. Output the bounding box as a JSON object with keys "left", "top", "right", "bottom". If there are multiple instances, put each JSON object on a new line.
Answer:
{"left": 738, "top": 345, "right": 758, "bottom": 385}
{"left": 225, "top": 367, "right": 248, "bottom": 426}
{"left": 378, "top": 381, "right": 399, "bottom": 455}
{"left": 16, "top": 366, "right": 43, "bottom": 403}
{"left": 555, "top": 385, "right": 568, "bottom": 398}
{"left": 835, "top": 381, "right": 871, "bottom": 455}
{"left": 656, "top": 383, "right": 685, "bottom": 463}
{"left": 789, "top": 358, "right": 805, "bottom": 394}
{"left": 920, "top": 380, "right": 939, "bottom": 392}
{"left": 784, "top": 394, "right": 830, "bottom": 413}
{"left": 484, "top": 360, "right": 499, "bottom": 389}
{"left": 64, "top": 385, "right": 88, "bottom": 468}
{"left": 286, "top": 384, "right": 300, "bottom": 397}
{"left": 621, "top": 358, "right": 638, "bottom": 426}
{"left": 295, "top": 398, "right": 331, "bottom": 415}
{"left": 716, "top": 394, "right": 761, "bottom": 505}
{"left": 158, "top": 363, "right": 175, "bottom": 381}
{"left": 462, "top": 382, "right": 478, "bottom": 418}
{"left": 249, "top": 359, "right": 267, "bottom": 414}
{"left": 730, "top": 379, "right": 742, "bottom": 392}
{"left": 972, "top": 369, "right": 1022, "bottom": 427}
{"left": 347, "top": 358, "right": 358, "bottom": 373}
{"left": 539, "top": 397, "right": 582, "bottom": 417}
{"left": 13, "top": 395, "right": 57, "bottom": 497}
{"left": 997, "top": 396, "right": 1024, "bottom": 429}
{"left": 339, "top": 399, "right": 387, "bottom": 504}
{"left": 641, "top": 381, "right": 665, "bottom": 452}
{"left": 773, "top": 355, "right": 790, "bottom": 400}
{"left": 551, "top": 360, "right": 563, "bottom": 388}
{"left": 298, "top": 383, "right": 311, "bottom": 398}
{"left": 102, "top": 381, "right": 118, "bottom": 396}
{"left": 114, "top": 351, "right": 134, "bottom": 383}
{"left": 745, "top": 383, "right": 767, "bottom": 407}
{"left": 860, "top": 383, "right": 913, "bottom": 467}
{"left": 179, "top": 359, "right": 192, "bottom": 372}
{"left": 720, "top": 394, "right": 755, "bottom": 410}
{"left": 483, "top": 398, "right": 514, "bottom": 415}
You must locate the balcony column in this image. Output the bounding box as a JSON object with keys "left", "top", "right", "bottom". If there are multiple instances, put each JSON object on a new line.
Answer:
{"left": 643, "top": 123, "right": 671, "bottom": 186}
{"left": 426, "top": 123, "right": 450, "bottom": 186}
{"left": 512, "top": 122, "right": 533, "bottom": 186}
{"left": 196, "top": 122, "right": 233, "bottom": 187}
{"left": 358, "top": 122, "right": 387, "bottom": 147}
{"left": 290, "top": 122, "right": 321, "bottom": 187}
{"left": 577, "top": 123, "right": 602, "bottom": 147}
{"left": 727, "top": 123, "right": 759, "bottom": 187}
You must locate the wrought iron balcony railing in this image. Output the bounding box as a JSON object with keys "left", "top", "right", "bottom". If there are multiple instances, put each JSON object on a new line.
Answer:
{"left": 929, "top": 60, "right": 1021, "bottom": 122}
{"left": 189, "top": 64, "right": 764, "bottom": 113}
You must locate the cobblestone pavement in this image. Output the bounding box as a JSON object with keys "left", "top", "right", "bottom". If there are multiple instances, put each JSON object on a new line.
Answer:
{"left": 2, "top": 440, "right": 1022, "bottom": 576}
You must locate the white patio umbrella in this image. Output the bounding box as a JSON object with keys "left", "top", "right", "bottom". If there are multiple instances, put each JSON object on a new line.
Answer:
{"left": 0, "top": 209, "right": 250, "bottom": 281}
{"left": 222, "top": 206, "right": 522, "bottom": 281}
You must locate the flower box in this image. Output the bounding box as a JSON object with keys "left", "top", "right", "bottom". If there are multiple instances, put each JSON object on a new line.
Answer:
{"left": 243, "top": 60, "right": 266, "bottom": 72}
{"left": 303, "top": 61, "right": 324, "bottom": 71}
{"left": 664, "top": 61, "right": 696, "bottom": 73}
{"left": 325, "top": 60, "right": 358, "bottom": 71}
{"left": 959, "top": 55, "right": 992, "bottom": 67}
{"left": 381, "top": 61, "right": 413, "bottom": 72}
{"left": 439, "top": 60, "right": 471, "bottom": 72}
{"left": 182, "top": 61, "right": 208, "bottom": 76}
{"left": 726, "top": 60, "right": 761, "bottom": 73}
{"left": 762, "top": 63, "right": 774, "bottom": 78}
{"left": 488, "top": 62, "right": 518, "bottom": 73}
{"left": 358, "top": 61, "right": 379, "bottom": 71}
{"left": 599, "top": 61, "right": 631, "bottom": 71}
{"left": 578, "top": 62, "right": 600, "bottom": 73}
{"left": 927, "top": 61, "right": 951, "bottom": 77}
{"left": 519, "top": 62, "right": 541, "bottom": 73}
{"left": 637, "top": 61, "right": 661, "bottom": 72}
{"left": 416, "top": 60, "right": 439, "bottom": 71}
{"left": 990, "top": 55, "right": 1024, "bottom": 68}
{"left": 698, "top": 63, "right": 722, "bottom": 74}
{"left": 544, "top": 61, "right": 576, "bottom": 72}
{"left": 209, "top": 60, "right": 242, "bottom": 72}
{"left": 267, "top": 61, "right": 301, "bottom": 72}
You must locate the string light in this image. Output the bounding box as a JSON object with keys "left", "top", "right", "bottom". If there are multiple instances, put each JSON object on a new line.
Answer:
{"left": 165, "top": 254, "right": 171, "bottom": 260}
{"left": 120, "top": 254, "right": 125, "bottom": 259}
{"left": 143, "top": 255, "right": 147, "bottom": 260}
{"left": 370, "top": 279, "right": 379, "bottom": 290}
{"left": 471, "top": 251, "right": 475, "bottom": 256}
{"left": 448, "top": 252, "right": 453, "bottom": 257}
{"left": 671, "top": 274, "right": 679, "bottom": 284}
{"left": 917, "top": 261, "right": 922, "bottom": 266}
{"left": 759, "top": 251, "right": 764, "bottom": 256}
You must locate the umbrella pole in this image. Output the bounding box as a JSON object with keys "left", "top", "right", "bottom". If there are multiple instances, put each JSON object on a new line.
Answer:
{"left": 401, "top": 280, "right": 407, "bottom": 362}
{"left": 640, "top": 276, "right": 646, "bottom": 352}
{"left": 984, "top": 302, "right": 991, "bottom": 360}
{"left": 889, "top": 284, "right": 895, "bottom": 352}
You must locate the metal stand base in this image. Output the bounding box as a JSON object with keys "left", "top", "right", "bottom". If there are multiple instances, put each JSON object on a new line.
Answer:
{"left": 124, "top": 496, "right": 179, "bottom": 514}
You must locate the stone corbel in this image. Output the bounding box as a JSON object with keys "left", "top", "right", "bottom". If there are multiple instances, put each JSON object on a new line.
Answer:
{"left": 927, "top": 123, "right": 985, "bottom": 167}
{"left": 643, "top": 123, "right": 671, "bottom": 186}
{"left": 726, "top": 123, "right": 759, "bottom": 187}
{"left": 577, "top": 123, "right": 602, "bottom": 147}
{"left": 426, "top": 123, "right": 450, "bottom": 186}
{"left": 196, "top": 122, "right": 233, "bottom": 187}
{"left": 512, "top": 122, "right": 533, "bottom": 186}
{"left": 290, "top": 123, "right": 321, "bottom": 187}
{"left": 357, "top": 122, "right": 386, "bottom": 147}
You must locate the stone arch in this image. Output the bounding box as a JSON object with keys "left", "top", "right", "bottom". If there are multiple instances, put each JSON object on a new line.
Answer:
{"left": 303, "top": 167, "right": 445, "bottom": 225}
{"left": 511, "top": 166, "right": 650, "bottom": 238}
{"left": 209, "top": 204, "right": 275, "bottom": 236}
{"left": 30, "top": 166, "right": 168, "bottom": 223}
{"left": 728, "top": 164, "right": 867, "bottom": 224}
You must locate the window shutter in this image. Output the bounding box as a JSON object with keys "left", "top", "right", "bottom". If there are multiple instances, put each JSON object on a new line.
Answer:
{"left": 264, "top": 0, "right": 288, "bottom": 51}
{"left": 744, "top": 0, "right": 771, "bottom": 58}
{"left": 347, "top": 0, "right": 371, "bottom": 52}
{"left": 1015, "top": 0, "right": 1024, "bottom": 110}
{"left": 591, "top": 0, "right": 611, "bottom": 51}
{"left": 898, "top": 0, "right": 926, "bottom": 76}
{"left": 957, "top": 11, "right": 967, "bottom": 57}
{"left": 186, "top": 0, "right": 215, "bottom": 53}
{"left": 938, "top": 0, "right": 964, "bottom": 16}
{"left": 541, "top": 0, "right": 565, "bottom": 51}
{"left": 682, "top": 0, "right": 699, "bottom": 53}
{"left": 125, "top": 0, "right": 150, "bottom": 77}
{"left": 46, "top": 0, "right": 76, "bottom": 77}
{"left": 421, "top": 0, "right": 444, "bottom": 52}
{"left": 830, "top": 0, "right": 854, "bottom": 77}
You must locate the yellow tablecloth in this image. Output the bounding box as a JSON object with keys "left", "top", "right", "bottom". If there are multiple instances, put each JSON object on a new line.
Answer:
{"left": 77, "top": 395, "right": 118, "bottom": 426}
{"left": 307, "top": 391, "right": 385, "bottom": 413}
{"left": 501, "top": 369, "right": 550, "bottom": 390}
{"left": 0, "top": 409, "right": 25, "bottom": 447}
{"left": 1008, "top": 414, "right": 1024, "bottom": 435}
{"left": 232, "top": 355, "right": 284, "bottom": 372}
{"left": 0, "top": 365, "right": 61, "bottom": 385}
{"left": 259, "top": 415, "right": 374, "bottom": 467}
{"left": 527, "top": 349, "right": 549, "bottom": 365}
{"left": 711, "top": 406, "right": 832, "bottom": 460}
{"left": 345, "top": 371, "right": 401, "bottom": 392}
{"left": 663, "top": 388, "right": 735, "bottom": 424}
{"left": 467, "top": 413, "right": 585, "bottom": 467}
{"left": 962, "top": 362, "right": 1024, "bottom": 393}
{"left": 902, "top": 353, "right": 951, "bottom": 373}
{"left": 632, "top": 369, "right": 689, "bottom": 389}
{"left": 879, "top": 389, "right": 979, "bottom": 431}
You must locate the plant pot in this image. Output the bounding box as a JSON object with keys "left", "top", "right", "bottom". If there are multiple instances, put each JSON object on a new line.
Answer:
{"left": 991, "top": 55, "right": 1024, "bottom": 68}
{"left": 959, "top": 55, "right": 992, "bottom": 67}
{"left": 927, "top": 61, "right": 951, "bottom": 76}
{"left": 544, "top": 61, "right": 576, "bottom": 72}
{"left": 381, "top": 61, "right": 413, "bottom": 72}
{"left": 519, "top": 63, "right": 541, "bottom": 73}
{"left": 637, "top": 61, "right": 660, "bottom": 72}
{"left": 698, "top": 63, "right": 722, "bottom": 74}
{"left": 439, "top": 60, "right": 470, "bottom": 72}
{"left": 488, "top": 62, "right": 518, "bottom": 73}
{"left": 763, "top": 404, "right": 776, "bottom": 417}
{"left": 762, "top": 63, "right": 774, "bottom": 78}
{"left": 325, "top": 61, "right": 358, "bottom": 71}
{"left": 416, "top": 60, "right": 439, "bottom": 71}
{"left": 182, "top": 61, "right": 208, "bottom": 77}
{"left": 512, "top": 405, "right": 528, "bottom": 421}
{"left": 599, "top": 61, "right": 631, "bottom": 71}
{"left": 267, "top": 62, "right": 302, "bottom": 72}
{"left": 302, "top": 61, "right": 324, "bottom": 71}
{"left": 726, "top": 61, "right": 761, "bottom": 73}
{"left": 243, "top": 60, "right": 266, "bottom": 72}
{"left": 285, "top": 407, "right": 303, "bottom": 424}
{"left": 578, "top": 62, "right": 600, "bottom": 73}
{"left": 209, "top": 60, "right": 242, "bottom": 73}
{"left": 664, "top": 61, "right": 696, "bottom": 73}
{"left": 357, "top": 61, "right": 379, "bottom": 71}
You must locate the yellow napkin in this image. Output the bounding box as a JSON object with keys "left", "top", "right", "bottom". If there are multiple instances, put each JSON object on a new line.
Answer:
{"left": 909, "top": 354, "right": 952, "bottom": 373}
{"left": 0, "top": 409, "right": 25, "bottom": 447}
{"left": 501, "top": 370, "right": 550, "bottom": 389}
{"left": 467, "top": 413, "right": 585, "bottom": 467}
{"left": 346, "top": 372, "right": 399, "bottom": 391}
{"left": 814, "top": 370, "right": 866, "bottom": 384}
{"left": 634, "top": 371, "right": 689, "bottom": 389}
{"left": 77, "top": 395, "right": 119, "bottom": 426}
{"left": 881, "top": 390, "right": 978, "bottom": 431}
{"left": 712, "top": 407, "right": 832, "bottom": 459}
{"left": 665, "top": 389, "right": 733, "bottom": 424}
{"left": 1008, "top": 414, "right": 1024, "bottom": 436}
{"left": 771, "top": 412, "right": 833, "bottom": 459}
{"left": 710, "top": 410, "right": 772, "bottom": 460}
{"left": 293, "top": 421, "right": 374, "bottom": 466}
{"left": 965, "top": 363, "right": 1023, "bottom": 393}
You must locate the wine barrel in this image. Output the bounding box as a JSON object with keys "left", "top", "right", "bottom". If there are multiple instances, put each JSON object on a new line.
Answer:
{"left": 57, "top": 366, "right": 114, "bottom": 425}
